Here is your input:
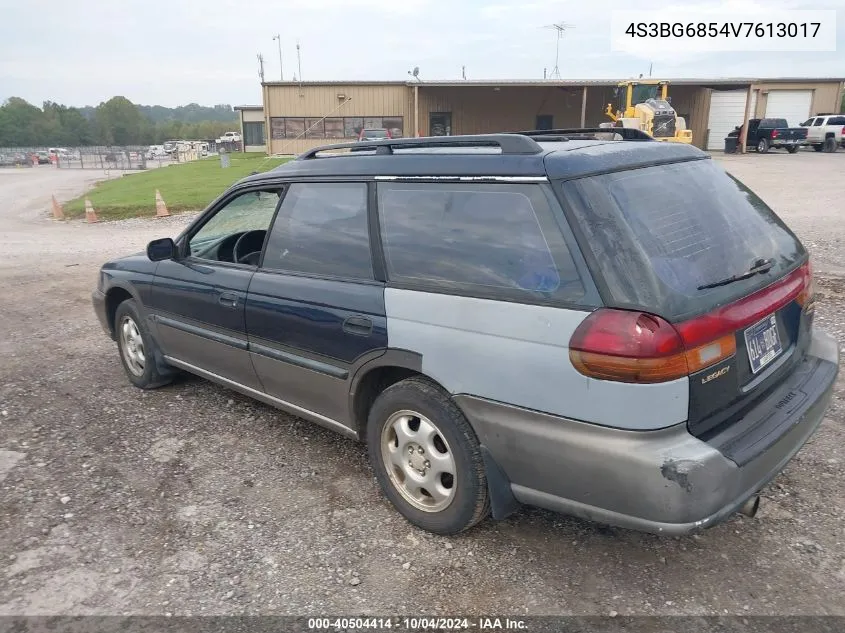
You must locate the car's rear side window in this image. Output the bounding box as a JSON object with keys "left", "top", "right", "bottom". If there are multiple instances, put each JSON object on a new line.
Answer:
{"left": 377, "top": 182, "right": 585, "bottom": 303}
{"left": 262, "top": 182, "right": 373, "bottom": 280}
{"left": 561, "top": 159, "right": 805, "bottom": 320}
{"left": 828, "top": 116, "right": 845, "bottom": 125}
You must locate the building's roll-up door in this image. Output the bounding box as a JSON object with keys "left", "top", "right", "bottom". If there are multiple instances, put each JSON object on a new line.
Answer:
{"left": 707, "top": 90, "right": 757, "bottom": 150}
{"left": 764, "top": 90, "right": 812, "bottom": 127}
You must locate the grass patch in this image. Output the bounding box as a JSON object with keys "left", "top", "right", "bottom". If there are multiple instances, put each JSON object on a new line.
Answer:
{"left": 64, "top": 153, "right": 289, "bottom": 220}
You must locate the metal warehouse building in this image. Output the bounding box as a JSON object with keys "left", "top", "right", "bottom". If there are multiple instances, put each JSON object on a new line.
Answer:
{"left": 238, "top": 77, "right": 844, "bottom": 155}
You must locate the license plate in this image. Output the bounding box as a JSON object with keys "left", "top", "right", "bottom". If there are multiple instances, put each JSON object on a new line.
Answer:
{"left": 744, "top": 314, "right": 783, "bottom": 374}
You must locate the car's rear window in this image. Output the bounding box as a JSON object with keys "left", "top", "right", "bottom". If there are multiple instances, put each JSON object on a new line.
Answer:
{"left": 362, "top": 129, "right": 387, "bottom": 137}
{"left": 761, "top": 118, "right": 788, "bottom": 128}
{"left": 827, "top": 116, "right": 845, "bottom": 125}
{"left": 561, "top": 159, "right": 805, "bottom": 320}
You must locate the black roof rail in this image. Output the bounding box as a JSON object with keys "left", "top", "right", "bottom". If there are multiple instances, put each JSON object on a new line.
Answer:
{"left": 297, "top": 134, "right": 543, "bottom": 160}
{"left": 515, "top": 127, "right": 654, "bottom": 141}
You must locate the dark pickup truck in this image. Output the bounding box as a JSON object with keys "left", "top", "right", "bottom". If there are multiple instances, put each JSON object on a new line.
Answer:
{"left": 729, "top": 118, "right": 807, "bottom": 153}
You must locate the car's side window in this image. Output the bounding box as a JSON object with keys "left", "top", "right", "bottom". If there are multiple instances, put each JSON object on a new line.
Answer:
{"left": 377, "top": 182, "right": 585, "bottom": 303}
{"left": 188, "top": 189, "right": 281, "bottom": 265}
{"left": 812, "top": 118, "right": 824, "bottom": 126}
{"left": 262, "top": 182, "right": 372, "bottom": 280}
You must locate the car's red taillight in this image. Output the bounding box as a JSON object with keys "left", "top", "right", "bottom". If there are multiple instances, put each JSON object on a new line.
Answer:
{"left": 771, "top": 129, "right": 779, "bottom": 138}
{"left": 570, "top": 262, "right": 812, "bottom": 383}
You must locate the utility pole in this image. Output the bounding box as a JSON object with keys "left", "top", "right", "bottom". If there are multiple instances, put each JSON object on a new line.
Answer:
{"left": 296, "top": 40, "right": 302, "bottom": 83}
{"left": 272, "top": 34, "right": 283, "bottom": 81}
{"left": 256, "top": 54, "right": 265, "bottom": 82}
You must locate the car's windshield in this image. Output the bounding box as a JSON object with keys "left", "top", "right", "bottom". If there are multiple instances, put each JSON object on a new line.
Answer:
{"left": 561, "top": 159, "right": 805, "bottom": 320}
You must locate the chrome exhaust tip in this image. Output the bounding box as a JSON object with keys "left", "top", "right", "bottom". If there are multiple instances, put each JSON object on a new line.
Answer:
{"left": 739, "top": 495, "right": 760, "bottom": 518}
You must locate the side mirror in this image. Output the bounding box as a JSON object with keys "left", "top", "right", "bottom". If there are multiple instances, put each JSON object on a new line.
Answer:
{"left": 147, "top": 237, "right": 177, "bottom": 262}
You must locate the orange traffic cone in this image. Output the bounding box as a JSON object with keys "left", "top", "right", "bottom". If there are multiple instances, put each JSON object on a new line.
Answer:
{"left": 51, "top": 195, "right": 65, "bottom": 220}
{"left": 84, "top": 198, "right": 99, "bottom": 223}
{"left": 155, "top": 189, "right": 170, "bottom": 217}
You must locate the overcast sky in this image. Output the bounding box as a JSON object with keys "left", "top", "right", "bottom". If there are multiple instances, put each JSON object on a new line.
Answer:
{"left": 0, "top": 0, "right": 842, "bottom": 107}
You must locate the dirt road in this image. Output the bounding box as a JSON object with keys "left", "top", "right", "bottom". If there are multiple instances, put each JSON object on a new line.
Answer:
{"left": 0, "top": 157, "right": 843, "bottom": 616}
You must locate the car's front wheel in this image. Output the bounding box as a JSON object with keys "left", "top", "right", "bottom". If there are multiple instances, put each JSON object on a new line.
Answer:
{"left": 114, "top": 299, "right": 173, "bottom": 389}
{"left": 367, "top": 377, "right": 490, "bottom": 534}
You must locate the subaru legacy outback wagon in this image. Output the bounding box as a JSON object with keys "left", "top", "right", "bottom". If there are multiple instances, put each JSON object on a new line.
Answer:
{"left": 93, "top": 129, "right": 839, "bottom": 536}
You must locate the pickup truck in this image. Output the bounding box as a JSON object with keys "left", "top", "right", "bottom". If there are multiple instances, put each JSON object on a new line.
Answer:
{"left": 799, "top": 114, "right": 845, "bottom": 152}
{"left": 729, "top": 118, "right": 807, "bottom": 154}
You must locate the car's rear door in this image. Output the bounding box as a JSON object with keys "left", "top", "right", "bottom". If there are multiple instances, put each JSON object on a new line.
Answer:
{"left": 244, "top": 181, "right": 387, "bottom": 432}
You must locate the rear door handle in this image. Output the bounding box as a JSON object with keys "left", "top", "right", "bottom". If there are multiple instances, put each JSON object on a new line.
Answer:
{"left": 218, "top": 292, "right": 239, "bottom": 308}
{"left": 343, "top": 315, "right": 373, "bottom": 336}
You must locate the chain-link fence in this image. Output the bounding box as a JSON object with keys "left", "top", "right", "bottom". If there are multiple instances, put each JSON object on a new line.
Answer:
{"left": 0, "top": 146, "right": 186, "bottom": 170}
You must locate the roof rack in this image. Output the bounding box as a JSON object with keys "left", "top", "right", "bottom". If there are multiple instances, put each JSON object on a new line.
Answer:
{"left": 515, "top": 127, "right": 654, "bottom": 141}
{"left": 297, "top": 134, "right": 543, "bottom": 160}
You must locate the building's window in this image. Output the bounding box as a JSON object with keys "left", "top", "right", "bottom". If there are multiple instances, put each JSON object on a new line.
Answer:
{"left": 305, "top": 118, "right": 325, "bottom": 138}
{"left": 270, "top": 118, "right": 286, "bottom": 140}
{"left": 377, "top": 182, "right": 584, "bottom": 301}
{"left": 325, "top": 118, "right": 344, "bottom": 138}
{"left": 243, "top": 121, "right": 265, "bottom": 146}
{"left": 429, "top": 112, "right": 451, "bottom": 136}
{"left": 263, "top": 183, "right": 372, "bottom": 280}
{"left": 344, "top": 117, "right": 364, "bottom": 138}
{"left": 382, "top": 117, "right": 404, "bottom": 138}
{"left": 284, "top": 118, "right": 306, "bottom": 139}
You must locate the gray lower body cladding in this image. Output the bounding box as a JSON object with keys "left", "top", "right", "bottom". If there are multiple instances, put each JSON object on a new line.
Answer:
{"left": 455, "top": 329, "right": 839, "bottom": 535}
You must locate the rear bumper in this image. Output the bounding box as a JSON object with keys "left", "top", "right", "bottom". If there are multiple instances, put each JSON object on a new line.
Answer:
{"left": 455, "top": 329, "right": 839, "bottom": 536}
{"left": 91, "top": 289, "right": 111, "bottom": 337}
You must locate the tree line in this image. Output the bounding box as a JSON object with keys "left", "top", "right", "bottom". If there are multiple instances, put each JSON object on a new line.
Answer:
{"left": 0, "top": 96, "right": 240, "bottom": 147}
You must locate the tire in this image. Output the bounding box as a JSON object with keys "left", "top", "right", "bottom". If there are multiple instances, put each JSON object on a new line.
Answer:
{"left": 366, "top": 376, "right": 490, "bottom": 534}
{"left": 756, "top": 138, "right": 769, "bottom": 153}
{"left": 823, "top": 138, "right": 837, "bottom": 153}
{"left": 114, "top": 299, "right": 173, "bottom": 389}
{"left": 813, "top": 144, "right": 824, "bottom": 152}
{"left": 786, "top": 146, "right": 798, "bottom": 154}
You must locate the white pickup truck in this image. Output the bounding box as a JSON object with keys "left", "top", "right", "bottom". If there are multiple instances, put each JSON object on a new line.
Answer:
{"left": 216, "top": 131, "right": 241, "bottom": 144}
{"left": 799, "top": 114, "right": 845, "bottom": 152}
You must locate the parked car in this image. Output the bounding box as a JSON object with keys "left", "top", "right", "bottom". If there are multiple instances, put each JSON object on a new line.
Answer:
{"left": 34, "top": 151, "right": 51, "bottom": 164}
{"left": 357, "top": 128, "right": 391, "bottom": 141}
{"left": 92, "top": 130, "right": 838, "bottom": 536}
{"left": 728, "top": 118, "right": 808, "bottom": 153}
{"left": 216, "top": 131, "right": 241, "bottom": 144}
{"left": 146, "top": 145, "right": 167, "bottom": 160}
{"left": 799, "top": 114, "right": 845, "bottom": 152}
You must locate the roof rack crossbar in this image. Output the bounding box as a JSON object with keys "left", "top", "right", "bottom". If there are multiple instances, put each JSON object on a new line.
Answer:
{"left": 297, "top": 134, "right": 543, "bottom": 160}
{"left": 515, "top": 127, "right": 654, "bottom": 141}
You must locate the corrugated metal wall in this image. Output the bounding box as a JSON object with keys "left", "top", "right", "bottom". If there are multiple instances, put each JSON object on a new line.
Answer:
{"left": 752, "top": 81, "right": 842, "bottom": 117}
{"left": 665, "top": 86, "right": 711, "bottom": 149}
{"left": 265, "top": 83, "right": 412, "bottom": 154}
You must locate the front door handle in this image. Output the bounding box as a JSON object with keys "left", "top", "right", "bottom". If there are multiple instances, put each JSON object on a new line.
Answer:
{"left": 343, "top": 315, "right": 373, "bottom": 336}
{"left": 218, "top": 292, "right": 239, "bottom": 308}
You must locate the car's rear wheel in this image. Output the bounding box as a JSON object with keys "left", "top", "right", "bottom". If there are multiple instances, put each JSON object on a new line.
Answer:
{"left": 114, "top": 299, "right": 173, "bottom": 389}
{"left": 823, "top": 138, "right": 838, "bottom": 153}
{"left": 756, "top": 138, "right": 770, "bottom": 153}
{"left": 366, "top": 377, "right": 490, "bottom": 534}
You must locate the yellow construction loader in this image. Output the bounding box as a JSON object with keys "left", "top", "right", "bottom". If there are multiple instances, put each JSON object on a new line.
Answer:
{"left": 604, "top": 80, "right": 693, "bottom": 144}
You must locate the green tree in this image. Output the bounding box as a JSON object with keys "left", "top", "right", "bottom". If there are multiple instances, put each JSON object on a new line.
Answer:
{"left": 94, "top": 96, "right": 146, "bottom": 145}
{"left": 0, "top": 97, "right": 44, "bottom": 146}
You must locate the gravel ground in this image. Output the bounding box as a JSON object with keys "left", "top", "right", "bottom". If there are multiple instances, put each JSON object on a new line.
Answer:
{"left": 0, "top": 155, "right": 843, "bottom": 617}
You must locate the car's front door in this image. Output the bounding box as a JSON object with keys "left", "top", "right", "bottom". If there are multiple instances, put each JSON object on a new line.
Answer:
{"left": 148, "top": 186, "right": 282, "bottom": 389}
{"left": 244, "top": 182, "right": 387, "bottom": 431}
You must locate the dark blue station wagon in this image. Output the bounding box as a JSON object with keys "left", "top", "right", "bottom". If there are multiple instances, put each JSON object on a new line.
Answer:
{"left": 93, "top": 131, "right": 839, "bottom": 535}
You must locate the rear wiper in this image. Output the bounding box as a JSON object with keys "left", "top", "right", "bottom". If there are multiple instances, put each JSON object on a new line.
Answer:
{"left": 697, "top": 258, "right": 774, "bottom": 290}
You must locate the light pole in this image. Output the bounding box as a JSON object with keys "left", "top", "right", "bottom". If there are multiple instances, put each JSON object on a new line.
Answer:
{"left": 272, "top": 34, "right": 283, "bottom": 81}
